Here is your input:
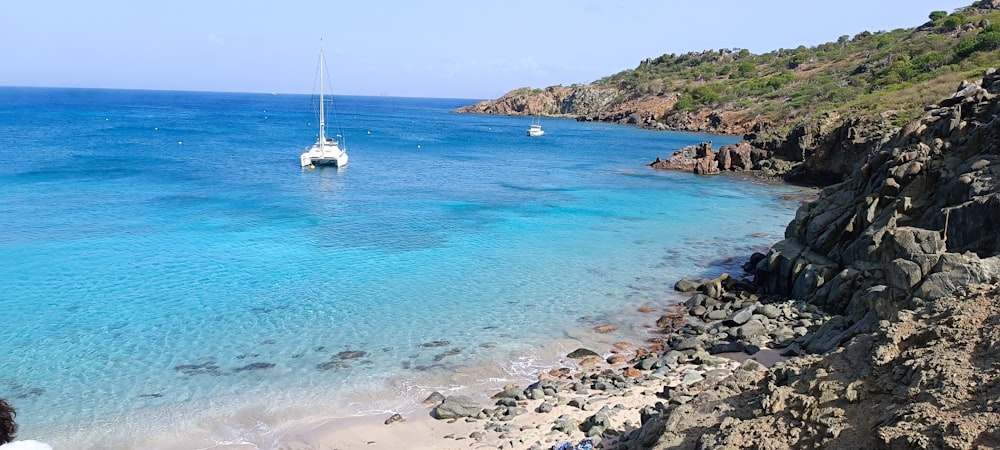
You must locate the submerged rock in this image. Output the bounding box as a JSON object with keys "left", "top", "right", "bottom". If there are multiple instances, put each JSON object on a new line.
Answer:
{"left": 567, "top": 348, "right": 601, "bottom": 359}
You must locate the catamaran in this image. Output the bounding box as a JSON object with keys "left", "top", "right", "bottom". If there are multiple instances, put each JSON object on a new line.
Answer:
{"left": 300, "top": 42, "right": 349, "bottom": 168}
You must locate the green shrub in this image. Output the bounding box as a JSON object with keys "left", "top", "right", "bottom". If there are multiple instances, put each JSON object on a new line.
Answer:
{"left": 673, "top": 93, "right": 697, "bottom": 111}
{"left": 941, "top": 12, "right": 967, "bottom": 30}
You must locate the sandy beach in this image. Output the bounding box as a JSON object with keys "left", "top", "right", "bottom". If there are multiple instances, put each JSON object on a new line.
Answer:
{"left": 128, "top": 318, "right": 787, "bottom": 450}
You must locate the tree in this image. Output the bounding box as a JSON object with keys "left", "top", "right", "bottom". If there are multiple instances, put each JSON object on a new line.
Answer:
{"left": 941, "top": 12, "right": 967, "bottom": 30}
{"left": 736, "top": 60, "right": 757, "bottom": 78}
{"left": 929, "top": 10, "right": 948, "bottom": 23}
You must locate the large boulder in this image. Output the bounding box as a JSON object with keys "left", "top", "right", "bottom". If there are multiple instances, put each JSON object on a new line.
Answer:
{"left": 432, "top": 395, "right": 483, "bottom": 420}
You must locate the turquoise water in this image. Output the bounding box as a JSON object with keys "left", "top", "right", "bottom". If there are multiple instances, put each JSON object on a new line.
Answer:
{"left": 0, "top": 87, "right": 800, "bottom": 447}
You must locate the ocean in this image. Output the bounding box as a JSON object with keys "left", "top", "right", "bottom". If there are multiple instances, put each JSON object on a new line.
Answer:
{"left": 0, "top": 87, "right": 802, "bottom": 447}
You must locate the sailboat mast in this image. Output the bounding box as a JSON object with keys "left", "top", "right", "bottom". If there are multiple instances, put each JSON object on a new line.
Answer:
{"left": 318, "top": 41, "right": 326, "bottom": 148}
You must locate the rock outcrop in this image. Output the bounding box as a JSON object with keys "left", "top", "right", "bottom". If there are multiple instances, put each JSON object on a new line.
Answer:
{"left": 648, "top": 112, "right": 896, "bottom": 186}
{"left": 455, "top": 85, "right": 617, "bottom": 117}
{"left": 752, "top": 70, "right": 1000, "bottom": 341}
{"left": 749, "top": 112, "right": 897, "bottom": 185}
{"left": 454, "top": 84, "right": 756, "bottom": 134}
{"left": 632, "top": 68, "right": 1000, "bottom": 450}
{"left": 460, "top": 87, "right": 899, "bottom": 187}
{"left": 649, "top": 141, "right": 716, "bottom": 173}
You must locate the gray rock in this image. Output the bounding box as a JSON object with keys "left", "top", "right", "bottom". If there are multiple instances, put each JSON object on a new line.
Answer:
{"left": 552, "top": 414, "right": 578, "bottom": 434}
{"left": 724, "top": 305, "right": 756, "bottom": 325}
{"left": 736, "top": 319, "right": 767, "bottom": 339}
{"left": 673, "top": 337, "right": 703, "bottom": 351}
{"left": 669, "top": 395, "right": 693, "bottom": 405}
{"left": 423, "top": 391, "right": 446, "bottom": 404}
{"left": 706, "top": 309, "right": 729, "bottom": 321}
{"left": 493, "top": 386, "right": 526, "bottom": 400}
{"left": 708, "top": 341, "right": 745, "bottom": 354}
{"left": 759, "top": 304, "right": 781, "bottom": 319}
{"left": 567, "top": 348, "right": 600, "bottom": 359}
{"left": 500, "top": 407, "right": 528, "bottom": 421}
{"left": 636, "top": 356, "right": 658, "bottom": 371}
{"left": 780, "top": 343, "right": 803, "bottom": 357}
{"left": 537, "top": 402, "right": 554, "bottom": 413}
{"left": 432, "top": 396, "right": 483, "bottom": 420}
{"left": 674, "top": 278, "right": 707, "bottom": 293}
{"left": 699, "top": 279, "right": 724, "bottom": 299}
{"left": 684, "top": 293, "right": 710, "bottom": 307}
{"left": 681, "top": 370, "right": 705, "bottom": 386}
{"left": 581, "top": 407, "right": 613, "bottom": 433}
{"left": 887, "top": 257, "right": 923, "bottom": 291}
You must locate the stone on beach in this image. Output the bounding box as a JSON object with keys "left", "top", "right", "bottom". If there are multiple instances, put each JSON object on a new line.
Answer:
{"left": 432, "top": 395, "right": 484, "bottom": 420}
{"left": 566, "top": 348, "right": 600, "bottom": 359}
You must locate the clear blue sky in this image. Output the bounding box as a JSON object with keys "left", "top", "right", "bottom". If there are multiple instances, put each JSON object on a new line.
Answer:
{"left": 0, "top": 1, "right": 974, "bottom": 99}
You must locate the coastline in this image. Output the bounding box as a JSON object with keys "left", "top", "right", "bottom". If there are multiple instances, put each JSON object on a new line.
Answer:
{"left": 30, "top": 267, "right": 793, "bottom": 449}
{"left": 29, "top": 292, "right": 683, "bottom": 448}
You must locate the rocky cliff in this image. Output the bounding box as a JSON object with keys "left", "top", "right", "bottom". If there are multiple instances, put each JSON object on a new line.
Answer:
{"left": 630, "top": 69, "right": 1000, "bottom": 450}
{"left": 460, "top": 82, "right": 902, "bottom": 186}
{"left": 454, "top": 84, "right": 755, "bottom": 134}
{"left": 455, "top": 2, "right": 1000, "bottom": 187}
{"left": 754, "top": 71, "right": 1000, "bottom": 340}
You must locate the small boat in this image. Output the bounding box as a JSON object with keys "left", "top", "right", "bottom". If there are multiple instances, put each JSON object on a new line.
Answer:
{"left": 300, "top": 42, "right": 349, "bottom": 168}
{"left": 526, "top": 117, "right": 544, "bottom": 137}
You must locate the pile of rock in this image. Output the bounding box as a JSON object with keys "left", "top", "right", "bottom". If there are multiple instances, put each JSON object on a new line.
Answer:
{"left": 413, "top": 270, "right": 836, "bottom": 449}
{"left": 649, "top": 141, "right": 776, "bottom": 176}
{"left": 669, "top": 273, "right": 829, "bottom": 358}
{"left": 423, "top": 354, "right": 760, "bottom": 449}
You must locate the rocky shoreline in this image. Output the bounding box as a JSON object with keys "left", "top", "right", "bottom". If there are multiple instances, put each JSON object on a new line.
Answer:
{"left": 409, "top": 273, "right": 833, "bottom": 449}
{"left": 377, "top": 70, "right": 1000, "bottom": 449}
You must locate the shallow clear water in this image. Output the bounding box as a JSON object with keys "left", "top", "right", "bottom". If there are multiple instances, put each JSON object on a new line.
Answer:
{"left": 0, "top": 87, "right": 801, "bottom": 447}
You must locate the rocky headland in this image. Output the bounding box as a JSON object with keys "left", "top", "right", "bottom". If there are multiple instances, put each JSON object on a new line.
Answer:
{"left": 455, "top": 78, "right": 899, "bottom": 187}
{"left": 455, "top": 2, "right": 1000, "bottom": 188}
{"left": 388, "top": 70, "right": 1000, "bottom": 449}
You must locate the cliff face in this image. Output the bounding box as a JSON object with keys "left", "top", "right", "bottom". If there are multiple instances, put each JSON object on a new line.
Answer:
{"left": 754, "top": 71, "right": 1000, "bottom": 337}
{"left": 454, "top": 84, "right": 757, "bottom": 135}
{"left": 460, "top": 85, "right": 902, "bottom": 186}
{"left": 454, "top": 85, "right": 616, "bottom": 117}
{"left": 630, "top": 69, "right": 1000, "bottom": 450}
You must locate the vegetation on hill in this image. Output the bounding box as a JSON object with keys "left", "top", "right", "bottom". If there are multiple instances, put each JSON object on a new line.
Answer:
{"left": 595, "top": 2, "right": 1000, "bottom": 133}
{"left": 454, "top": 2, "right": 1000, "bottom": 185}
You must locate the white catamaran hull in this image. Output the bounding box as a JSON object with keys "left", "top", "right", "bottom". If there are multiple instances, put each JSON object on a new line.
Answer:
{"left": 300, "top": 141, "right": 348, "bottom": 167}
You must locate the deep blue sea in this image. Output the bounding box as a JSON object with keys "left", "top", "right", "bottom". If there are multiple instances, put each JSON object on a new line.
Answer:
{"left": 0, "top": 87, "right": 803, "bottom": 447}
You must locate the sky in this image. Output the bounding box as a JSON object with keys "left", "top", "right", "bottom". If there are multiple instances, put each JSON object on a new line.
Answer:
{"left": 0, "top": 1, "right": 975, "bottom": 99}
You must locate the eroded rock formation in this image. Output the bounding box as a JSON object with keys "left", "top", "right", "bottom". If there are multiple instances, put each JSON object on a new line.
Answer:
{"left": 632, "top": 69, "right": 1000, "bottom": 450}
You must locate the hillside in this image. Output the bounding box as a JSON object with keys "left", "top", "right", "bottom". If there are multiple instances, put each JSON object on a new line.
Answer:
{"left": 456, "top": 1, "right": 1000, "bottom": 185}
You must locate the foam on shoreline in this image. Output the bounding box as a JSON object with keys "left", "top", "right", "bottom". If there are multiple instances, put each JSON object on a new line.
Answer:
{"left": 30, "top": 293, "right": 685, "bottom": 449}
